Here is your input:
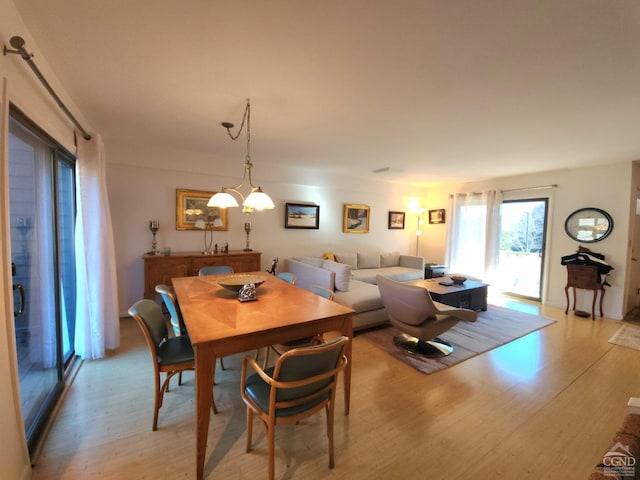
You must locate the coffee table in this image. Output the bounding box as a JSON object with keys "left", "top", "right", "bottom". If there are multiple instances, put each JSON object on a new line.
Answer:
{"left": 408, "top": 278, "right": 489, "bottom": 311}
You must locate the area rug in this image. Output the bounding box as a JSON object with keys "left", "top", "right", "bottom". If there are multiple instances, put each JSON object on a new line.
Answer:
{"left": 609, "top": 324, "right": 640, "bottom": 351}
{"left": 358, "top": 304, "right": 556, "bottom": 374}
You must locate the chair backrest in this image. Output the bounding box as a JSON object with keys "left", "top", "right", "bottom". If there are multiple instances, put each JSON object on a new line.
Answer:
{"left": 272, "top": 336, "right": 348, "bottom": 404}
{"left": 154, "top": 284, "right": 184, "bottom": 336}
{"left": 128, "top": 299, "right": 169, "bottom": 352}
{"left": 376, "top": 275, "right": 437, "bottom": 326}
{"left": 309, "top": 284, "right": 334, "bottom": 301}
{"left": 199, "top": 265, "right": 234, "bottom": 276}
{"left": 276, "top": 272, "right": 296, "bottom": 284}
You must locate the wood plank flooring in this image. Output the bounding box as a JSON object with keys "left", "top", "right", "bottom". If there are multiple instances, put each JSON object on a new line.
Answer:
{"left": 30, "top": 297, "right": 640, "bottom": 479}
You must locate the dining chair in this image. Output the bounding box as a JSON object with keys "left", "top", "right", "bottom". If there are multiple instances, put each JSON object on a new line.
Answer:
{"left": 155, "top": 283, "right": 226, "bottom": 371}
{"left": 155, "top": 284, "right": 185, "bottom": 336}
{"left": 309, "top": 284, "right": 334, "bottom": 300}
{"left": 260, "top": 283, "right": 330, "bottom": 368}
{"left": 199, "top": 265, "right": 234, "bottom": 275}
{"left": 128, "top": 299, "right": 218, "bottom": 430}
{"left": 276, "top": 272, "right": 296, "bottom": 284}
{"left": 240, "top": 336, "right": 349, "bottom": 480}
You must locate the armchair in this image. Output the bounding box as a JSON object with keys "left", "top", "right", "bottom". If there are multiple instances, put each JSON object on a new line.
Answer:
{"left": 376, "top": 275, "right": 477, "bottom": 357}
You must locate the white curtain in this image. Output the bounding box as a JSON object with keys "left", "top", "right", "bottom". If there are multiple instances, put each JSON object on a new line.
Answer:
{"left": 445, "top": 190, "right": 502, "bottom": 282}
{"left": 74, "top": 133, "right": 119, "bottom": 359}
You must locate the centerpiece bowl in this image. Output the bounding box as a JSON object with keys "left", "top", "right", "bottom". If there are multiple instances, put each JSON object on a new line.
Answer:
{"left": 450, "top": 275, "right": 467, "bottom": 285}
{"left": 218, "top": 274, "right": 265, "bottom": 292}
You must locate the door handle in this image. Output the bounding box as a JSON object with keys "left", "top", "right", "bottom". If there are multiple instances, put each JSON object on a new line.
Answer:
{"left": 13, "top": 283, "right": 25, "bottom": 316}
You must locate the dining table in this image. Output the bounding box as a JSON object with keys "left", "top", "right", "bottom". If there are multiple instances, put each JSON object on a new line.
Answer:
{"left": 172, "top": 272, "right": 354, "bottom": 480}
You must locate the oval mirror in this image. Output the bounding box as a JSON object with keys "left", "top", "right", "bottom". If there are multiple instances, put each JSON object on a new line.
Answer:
{"left": 564, "top": 207, "right": 613, "bottom": 243}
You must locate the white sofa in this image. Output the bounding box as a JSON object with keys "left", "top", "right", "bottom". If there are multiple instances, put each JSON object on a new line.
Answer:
{"left": 283, "top": 252, "right": 424, "bottom": 330}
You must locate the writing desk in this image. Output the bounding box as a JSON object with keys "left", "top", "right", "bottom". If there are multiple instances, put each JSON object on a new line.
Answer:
{"left": 172, "top": 273, "right": 354, "bottom": 480}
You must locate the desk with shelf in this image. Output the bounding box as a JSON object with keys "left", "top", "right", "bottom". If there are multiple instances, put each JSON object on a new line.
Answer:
{"left": 143, "top": 251, "right": 262, "bottom": 299}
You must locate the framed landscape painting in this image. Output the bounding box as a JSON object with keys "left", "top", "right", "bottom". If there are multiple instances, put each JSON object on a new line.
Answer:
{"left": 343, "top": 204, "right": 370, "bottom": 233}
{"left": 284, "top": 203, "right": 320, "bottom": 229}
{"left": 388, "top": 211, "right": 405, "bottom": 229}
{"left": 176, "top": 188, "right": 228, "bottom": 230}
{"left": 428, "top": 209, "right": 446, "bottom": 224}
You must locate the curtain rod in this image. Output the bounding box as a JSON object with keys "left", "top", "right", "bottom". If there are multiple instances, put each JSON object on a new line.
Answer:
{"left": 4, "top": 36, "right": 91, "bottom": 140}
{"left": 501, "top": 184, "right": 557, "bottom": 193}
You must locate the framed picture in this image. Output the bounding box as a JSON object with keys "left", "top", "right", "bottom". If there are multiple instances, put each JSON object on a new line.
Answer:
{"left": 343, "top": 204, "right": 370, "bottom": 233}
{"left": 428, "top": 209, "right": 446, "bottom": 224}
{"left": 176, "top": 189, "right": 228, "bottom": 231}
{"left": 388, "top": 211, "right": 405, "bottom": 229}
{"left": 284, "top": 203, "right": 320, "bottom": 229}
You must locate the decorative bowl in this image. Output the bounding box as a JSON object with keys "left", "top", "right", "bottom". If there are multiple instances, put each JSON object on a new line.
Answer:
{"left": 450, "top": 275, "right": 467, "bottom": 285}
{"left": 218, "top": 274, "right": 265, "bottom": 292}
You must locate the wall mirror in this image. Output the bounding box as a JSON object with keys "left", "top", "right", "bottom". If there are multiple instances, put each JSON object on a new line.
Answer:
{"left": 564, "top": 207, "right": 613, "bottom": 243}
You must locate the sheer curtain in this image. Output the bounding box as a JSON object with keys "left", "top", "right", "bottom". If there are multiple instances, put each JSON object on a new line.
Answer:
{"left": 74, "top": 133, "right": 119, "bottom": 359}
{"left": 445, "top": 190, "right": 502, "bottom": 283}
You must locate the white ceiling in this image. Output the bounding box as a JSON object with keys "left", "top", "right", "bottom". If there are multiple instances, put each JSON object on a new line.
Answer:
{"left": 11, "top": 0, "right": 640, "bottom": 186}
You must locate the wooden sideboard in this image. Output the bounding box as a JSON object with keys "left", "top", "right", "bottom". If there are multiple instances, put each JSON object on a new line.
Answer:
{"left": 143, "top": 251, "right": 262, "bottom": 299}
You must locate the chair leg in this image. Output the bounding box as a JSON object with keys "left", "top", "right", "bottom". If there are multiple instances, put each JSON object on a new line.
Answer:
{"left": 152, "top": 373, "right": 162, "bottom": 431}
{"left": 268, "top": 422, "right": 276, "bottom": 480}
{"left": 219, "top": 357, "right": 226, "bottom": 370}
{"left": 212, "top": 368, "right": 218, "bottom": 414}
{"left": 262, "top": 347, "right": 271, "bottom": 370}
{"left": 246, "top": 408, "right": 253, "bottom": 452}
{"left": 326, "top": 403, "right": 335, "bottom": 469}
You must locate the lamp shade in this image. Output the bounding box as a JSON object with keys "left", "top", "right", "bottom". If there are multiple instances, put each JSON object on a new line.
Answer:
{"left": 244, "top": 189, "right": 275, "bottom": 210}
{"left": 208, "top": 192, "right": 240, "bottom": 208}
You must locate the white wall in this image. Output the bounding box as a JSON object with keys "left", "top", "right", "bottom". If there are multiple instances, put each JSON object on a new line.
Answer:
{"left": 106, "top": 148, "right": 428, "bottom": 314}
{"left": 422, "top": 162, "right": 632, "bottom": 319}
{"left": 106, "top": 133, "right": 635, "bottom": 321}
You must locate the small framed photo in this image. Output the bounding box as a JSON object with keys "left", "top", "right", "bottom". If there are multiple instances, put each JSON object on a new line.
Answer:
{"left": 388, "top": 211, "right": 405, "bottom": 229}
{"left": 428, "top": 209, "right": 446, "bottom": 224}
{"left": 176, "top": 189, "right": 228, "bottom": 230}
{"left": 343, "top": 204, "right": 370, "bottom": 233}
{"left": 284, "top": 203, "right": 320, "bottom": 229}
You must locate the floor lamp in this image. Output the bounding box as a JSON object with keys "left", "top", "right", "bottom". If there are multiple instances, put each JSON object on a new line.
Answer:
{"left": 414, "top": 209, "right": 425, "bottom": 256}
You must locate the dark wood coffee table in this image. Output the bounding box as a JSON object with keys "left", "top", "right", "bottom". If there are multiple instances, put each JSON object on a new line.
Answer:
{"left": 408, "top": 278, "right": 489, "bottom": 311}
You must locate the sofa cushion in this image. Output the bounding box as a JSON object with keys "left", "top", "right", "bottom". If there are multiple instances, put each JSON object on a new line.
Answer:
{"left": 322, "top": 260, "right": 352, "bottom": 291}
{"left": 357, "top": 252, "right": 380, "bottom": 269}
{"left": 299, "top": 256, "right": 324, "bottom": 268}
{"left": 334, "top": 252, "right": 357, "bottom": 270}
{"left": 351, "top": 266, "right": 424, "bottom": 285}
{"left": 380, "top": 252, "right": 401, "bottom": 267}
{"left": 382, "top": 266, "right": 425, "bottom": 283}
{"left": 333, "top": 280, "right": 384, "bottom": 314}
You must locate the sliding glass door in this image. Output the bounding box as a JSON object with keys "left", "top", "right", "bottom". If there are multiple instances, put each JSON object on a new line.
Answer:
{"left": 496, "top": 199, "right": 548, "bottom": 300}
{"left": 9, "top": 107, "right": 77, "bottom": 455}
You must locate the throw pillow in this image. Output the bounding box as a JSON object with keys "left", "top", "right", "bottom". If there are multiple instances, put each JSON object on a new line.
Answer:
{"left": 380, "top": 252, "right": 401, "bottom": 267}
{"left": 357, "top": 252, "right": 381, "bottom": 269}
{"left": 322, "top": 260, "right": 352, "bottom": 291}
{"left": 334, "top": 252, "right": 358, "bottom": 270}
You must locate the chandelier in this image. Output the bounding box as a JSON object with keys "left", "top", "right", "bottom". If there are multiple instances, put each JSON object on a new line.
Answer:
{"left": 208, "top": 99, "right": 275, "bottom": 213}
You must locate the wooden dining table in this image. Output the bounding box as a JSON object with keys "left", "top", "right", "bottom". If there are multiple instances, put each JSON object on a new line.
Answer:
{"left": 172, "top": 272, "right": 354, "bottom": 480}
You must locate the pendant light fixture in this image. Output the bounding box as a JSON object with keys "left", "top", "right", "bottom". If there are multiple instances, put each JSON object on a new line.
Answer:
{"left": 208, "top": 99, "right": 275, "bottom": 214}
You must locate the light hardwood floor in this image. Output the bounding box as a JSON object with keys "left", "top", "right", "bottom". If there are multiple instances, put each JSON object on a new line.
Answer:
{"left": 31, "top": 297, "right": 640, "bottom": 479}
